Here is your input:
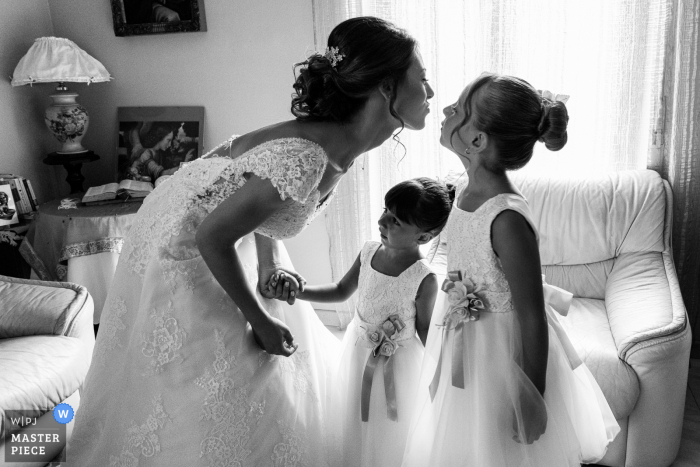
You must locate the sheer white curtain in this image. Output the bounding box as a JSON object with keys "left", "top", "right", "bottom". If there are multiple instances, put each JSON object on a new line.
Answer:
{"left": 314, "top": 0, "right": 672, "bottom": 327}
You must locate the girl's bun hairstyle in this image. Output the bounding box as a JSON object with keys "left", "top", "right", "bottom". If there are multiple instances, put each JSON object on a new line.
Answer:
{"left": 291, "top": 16, "right": 417, "bottom": 123}
{"left": 537, "top": 100, "right": 569, "bottom": 151}
{"left": 385, "top": 177, "right": 453, "bottom": 235}
{"left": 460, "top": 73, "right": 569, "bottom": 171}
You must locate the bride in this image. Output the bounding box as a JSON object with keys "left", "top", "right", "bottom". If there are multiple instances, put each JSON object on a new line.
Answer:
{"left": 68, "top": 16, "right": 434, "bottom": 467}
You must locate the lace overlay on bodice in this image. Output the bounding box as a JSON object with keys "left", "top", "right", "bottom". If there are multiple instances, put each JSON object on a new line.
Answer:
{"left": 122, "top": 137, "right": 335, "bottom": 279}
{"left": 445, "top": 185, "right": 538, "bottom": 314}
{"left": 355, "top": 241, "right": 433, "bottom": 342}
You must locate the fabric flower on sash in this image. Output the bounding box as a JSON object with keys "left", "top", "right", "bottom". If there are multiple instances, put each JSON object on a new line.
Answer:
{"left": 429, "top": 271, "right": 484, "bottom": 401}
{"left": 358, "top": 313, "right": 406, "bottom": 422}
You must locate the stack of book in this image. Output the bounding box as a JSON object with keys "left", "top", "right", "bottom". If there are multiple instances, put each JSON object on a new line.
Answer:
{"left": 0, "top": 174, "right": 38, "bottom": 217}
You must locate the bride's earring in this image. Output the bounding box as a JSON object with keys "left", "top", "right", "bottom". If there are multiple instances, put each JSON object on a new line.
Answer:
{"left": 465, "top": 147, "right": 471, "bottom": 155}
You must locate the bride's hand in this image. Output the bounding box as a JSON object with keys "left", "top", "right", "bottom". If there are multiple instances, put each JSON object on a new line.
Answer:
{"left": 251, "top": 315, "right": 298, "bottom": 357}
{"left": 259, "top": 268, "right": 306, "bottom": 304}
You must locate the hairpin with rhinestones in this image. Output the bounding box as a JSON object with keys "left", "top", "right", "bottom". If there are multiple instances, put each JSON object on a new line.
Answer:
{"left": 323, "top": 46, "right": 345, "bottom": 68}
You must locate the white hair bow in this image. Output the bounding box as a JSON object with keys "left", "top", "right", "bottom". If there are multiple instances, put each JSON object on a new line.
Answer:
{"left": 538, "top": 89, "right": 569, "bottom": 104}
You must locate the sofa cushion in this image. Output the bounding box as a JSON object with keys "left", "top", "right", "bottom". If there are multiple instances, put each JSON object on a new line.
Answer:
{"left": 0, "top": 335, "right": 88, "bottom": 437}
{"left": 511, "top": 170, "right": 666, "bottom": 266}
{"left": 542, "top": 260, "right": 613, "bottom": 300}
{"left": 559, "top": 298, "right": 640, "bottom": 419}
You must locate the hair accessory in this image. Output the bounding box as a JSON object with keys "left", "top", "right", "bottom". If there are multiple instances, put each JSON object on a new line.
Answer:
{"left": 323, "top": 46, "right": 345, "bottom": 68}
{"left": 538, "top": 89, "right": 569, "bottom": 104}
{"left": 536, "top": 90, "right": 569, "bottom": 140}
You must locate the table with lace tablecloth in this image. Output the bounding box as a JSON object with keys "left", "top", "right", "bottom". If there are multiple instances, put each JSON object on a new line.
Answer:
{"left": 19, "top": 197, "right": 141, "bottom": 323}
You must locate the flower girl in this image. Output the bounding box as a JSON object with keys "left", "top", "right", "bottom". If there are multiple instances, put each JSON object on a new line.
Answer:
{"left": 402, "top": 74, "right": 619, "bottom": 466}
{"left": 271, "top": 178, "right": 452, "bottom": 467}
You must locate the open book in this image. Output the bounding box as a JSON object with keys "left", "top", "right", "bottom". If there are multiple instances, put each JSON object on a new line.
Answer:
{"left": 82, "top": 179, "right": 153, "bottom": 204}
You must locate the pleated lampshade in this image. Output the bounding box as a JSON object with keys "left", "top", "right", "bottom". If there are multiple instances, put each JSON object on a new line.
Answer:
{"left": 11, "top": 37, "right": 111, "bottom": 86}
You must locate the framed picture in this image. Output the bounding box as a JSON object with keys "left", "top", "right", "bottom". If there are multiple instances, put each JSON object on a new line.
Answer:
{"left": 111, "top": 0, "right": 206, "bottom": 37}
{"left": 117, "top": 106, "right": 204, "bottom": 183}
{"left": 0, "top": 184, "right": 19, "bottom": 227}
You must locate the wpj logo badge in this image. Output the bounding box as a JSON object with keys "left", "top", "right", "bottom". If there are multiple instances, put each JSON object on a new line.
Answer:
{"left": 4, "top": 404, "right": 72, "bottom": 463}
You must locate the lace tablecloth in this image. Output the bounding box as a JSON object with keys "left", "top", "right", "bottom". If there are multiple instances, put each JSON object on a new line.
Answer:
{"left": 19, "top": 197, "right": 141, "bottom": 322}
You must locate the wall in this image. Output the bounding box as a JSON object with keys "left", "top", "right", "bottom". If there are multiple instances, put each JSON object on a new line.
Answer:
{"left": 45, "top": 0, "right": 337, "bottom": 314}
{"left": 0, "top": 0, "right": 59, "bottom": 202}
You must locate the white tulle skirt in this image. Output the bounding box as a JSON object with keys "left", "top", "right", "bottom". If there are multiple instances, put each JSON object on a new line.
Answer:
{"left": 402, "top": 290, "right": 619, "bottom": 467}
{"left": 68, "top": 234, "right": 341, "bottom": 467}
{"left": 327, "top": 316, "right": 424, "bottom": 467}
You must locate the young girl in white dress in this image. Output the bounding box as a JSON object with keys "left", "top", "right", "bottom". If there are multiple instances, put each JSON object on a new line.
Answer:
{"left": 402, "top": 74, "right": 620, "bottom": 467}
{"left": 273, "top": 178, "right": 452, "bottom": 467}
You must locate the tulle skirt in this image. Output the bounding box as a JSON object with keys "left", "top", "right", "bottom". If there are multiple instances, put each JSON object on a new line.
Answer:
{"left": 68, "top": 234, "right": 341, "bottom": 467}
{"left": 327, "top": 316, "right": 424, "bottom": 467}
{"left": 402, "top": 290, "right": 619, "bottom": 467}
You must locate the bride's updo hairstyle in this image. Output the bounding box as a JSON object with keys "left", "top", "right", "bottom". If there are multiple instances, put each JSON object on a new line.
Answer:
{"left": 453, "top": 73, "right": 569, "bottom": 172}
{"left": 292, "top": 16, "right": 417, "bottom": 124}
{"left": 385, "top": 177, "right": 452, "bottom": 236}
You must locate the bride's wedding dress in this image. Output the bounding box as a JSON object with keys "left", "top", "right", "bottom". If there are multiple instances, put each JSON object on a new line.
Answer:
{"left": 69, "top": 137, "right": 340, "bottom": 467}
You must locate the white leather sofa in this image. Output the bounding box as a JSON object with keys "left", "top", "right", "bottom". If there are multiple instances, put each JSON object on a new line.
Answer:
{"left": 430, "top": 169, "right": 691, "bottom": 467}
{"left": 0, "top": 275, "right": 95, "bottom": 466}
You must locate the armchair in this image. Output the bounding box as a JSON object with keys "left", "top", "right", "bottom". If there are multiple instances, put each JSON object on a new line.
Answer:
{"left": 0, "top": 275, "right": 95, "bottom": 466}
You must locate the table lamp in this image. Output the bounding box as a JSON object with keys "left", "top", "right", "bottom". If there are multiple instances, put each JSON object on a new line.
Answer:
{"left": 11, "top": 37, "right": 112, "bottom": 193}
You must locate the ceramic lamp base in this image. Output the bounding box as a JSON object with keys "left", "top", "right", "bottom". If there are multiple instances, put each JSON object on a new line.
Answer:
{"left": 45, "top": 91, "right": 90, "bottom": 154}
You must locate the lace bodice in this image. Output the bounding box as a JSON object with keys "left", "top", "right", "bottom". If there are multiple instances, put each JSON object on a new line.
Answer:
{"left": 355, "top": 241, "right": 433, "bottom": 342}
{"left": 444, "top": 184, "right": 538, "bottom": 314}
{"left": 122, "top": 137, "right": 335, "bottom": 277}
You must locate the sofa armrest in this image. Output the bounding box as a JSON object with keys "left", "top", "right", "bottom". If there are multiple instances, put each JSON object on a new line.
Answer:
{"left": 0, "top": 275, "right": 95, "bottom": 363}
{"left": 605, "top": 251, "right": 687, "bottom": 361}
{"left": 605, "top": 250, "right": 691, "bottom": 467}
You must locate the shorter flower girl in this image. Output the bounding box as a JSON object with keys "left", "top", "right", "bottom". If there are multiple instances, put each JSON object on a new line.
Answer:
{"left": 272, "top": 177, "right": 452, "bottom": 467}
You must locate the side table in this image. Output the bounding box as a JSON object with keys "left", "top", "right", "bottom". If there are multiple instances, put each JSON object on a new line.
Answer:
{"left": 20, "top": 196, "right": 141, "bottom": 324}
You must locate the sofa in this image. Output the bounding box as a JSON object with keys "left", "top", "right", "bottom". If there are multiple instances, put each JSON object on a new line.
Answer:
{"left": 0, "top": 275, "right": 95, "bottom": 466}
{"left": 430, "top": 169, "right": 691, "bottom": 467}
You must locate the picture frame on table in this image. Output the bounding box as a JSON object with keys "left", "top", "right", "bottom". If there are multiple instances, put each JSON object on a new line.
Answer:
{"left": 110, "top": 0, "right": 206, "bottom": 37}
{"left": 117, "top": 106, "right": 204, "bottom": 184}
{"left": 0, "top": 183, "right": 19, "bottom": 227}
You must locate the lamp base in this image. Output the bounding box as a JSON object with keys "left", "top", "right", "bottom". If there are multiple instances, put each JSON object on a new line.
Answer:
{"left": 44, "top": 151, "right": 100, "bottom": 194}
{"left": 45, "top": 90, "right": 90, "bottom": 154}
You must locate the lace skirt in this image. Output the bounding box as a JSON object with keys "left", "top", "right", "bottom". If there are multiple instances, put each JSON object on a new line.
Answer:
{"left": 68, "top": 233, "right": 340, "bottom": 467}
{"left": 401, "top": 290, "right": 619, "bottom": 467}
{"left": 327, "top": 315, "right": 424, "bottom": 467}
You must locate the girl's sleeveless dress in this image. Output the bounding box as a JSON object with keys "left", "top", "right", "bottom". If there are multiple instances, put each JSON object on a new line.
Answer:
{"left": 328, "top": 241, "right": 433, "bottom": 467}
{"left": 402, "top": 190, "right": 619, "bottom": 467}
{"left": 68, "top": 137, "right": 341, "bottom": 467}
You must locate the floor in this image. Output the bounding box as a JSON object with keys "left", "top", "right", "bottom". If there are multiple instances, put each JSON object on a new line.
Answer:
{"left": 328, "top": 326, "right": 700, "bottom": 467}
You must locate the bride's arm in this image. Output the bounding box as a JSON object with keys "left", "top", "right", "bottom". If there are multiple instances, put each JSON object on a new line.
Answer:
{"left": 195, "top": 174, "right": 297, "bottom": 356}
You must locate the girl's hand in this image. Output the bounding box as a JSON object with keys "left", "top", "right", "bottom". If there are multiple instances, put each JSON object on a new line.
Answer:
{"left": 259, "top": 268, "right": 306, "bottom": 304}
{"left": 512, "top": 392, "right": 548, "bottom": 444}
{"left": 251, "top": 315, "right": 298, "bottom": 357}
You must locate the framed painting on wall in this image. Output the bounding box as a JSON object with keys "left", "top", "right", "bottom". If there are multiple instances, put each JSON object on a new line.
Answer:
{"left": 117, "top": 106, "right": 204, "bottom": 183}
{"left": 111, "top": 0, "right": 206, "bottom": 36}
